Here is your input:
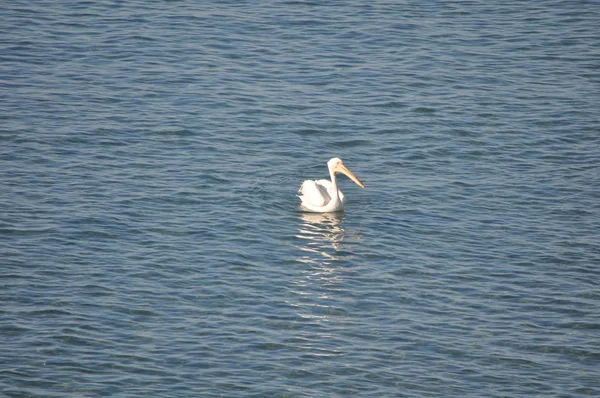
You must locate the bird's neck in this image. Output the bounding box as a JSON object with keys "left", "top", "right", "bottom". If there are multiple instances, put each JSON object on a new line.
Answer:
{"left": 329, "top": 170, "right": 339, "bottom": 198}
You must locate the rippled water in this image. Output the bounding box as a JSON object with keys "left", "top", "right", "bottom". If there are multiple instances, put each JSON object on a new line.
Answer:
{"left": 2, "top": 1, "right": 599, "bottom": 396}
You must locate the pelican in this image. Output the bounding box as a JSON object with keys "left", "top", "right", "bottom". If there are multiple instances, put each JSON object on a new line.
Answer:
{"left": 298, "top": 158, "right": 365, "bottom": 212}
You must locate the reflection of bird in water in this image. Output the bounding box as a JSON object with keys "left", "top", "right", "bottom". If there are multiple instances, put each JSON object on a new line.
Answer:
{"left": 298, "top": 212, "right": 346, "bottom": 244}
{"left": 292, "top": 207, "right": 363, "bottom": 325}
{"left": 298, "top": 158, "right": 365, "bottom": 212}
{"left": 296, "top": 212, "right": 362, "bottom": 264}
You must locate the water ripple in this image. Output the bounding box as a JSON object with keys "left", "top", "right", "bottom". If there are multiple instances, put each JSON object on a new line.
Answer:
{"left": 2, "top": 0, "right": 599, "bottom": 396}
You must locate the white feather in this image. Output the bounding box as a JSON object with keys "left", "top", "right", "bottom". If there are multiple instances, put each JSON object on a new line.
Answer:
{"left": 297, "top": 158, "right": 363, "bottom": 213}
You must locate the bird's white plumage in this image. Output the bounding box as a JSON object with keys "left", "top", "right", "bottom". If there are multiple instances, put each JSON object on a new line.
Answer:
{"left": 298, "top": 158, "right": 364, "bottom": 213}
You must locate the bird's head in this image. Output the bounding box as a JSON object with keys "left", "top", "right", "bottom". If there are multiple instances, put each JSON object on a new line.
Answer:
{"left": 328, "top": 158, "right": 365, "bottom": 188}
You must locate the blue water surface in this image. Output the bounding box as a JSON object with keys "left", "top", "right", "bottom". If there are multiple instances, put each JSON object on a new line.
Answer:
{"left": 1, "top": 1, "right": 599, "bottom": 397}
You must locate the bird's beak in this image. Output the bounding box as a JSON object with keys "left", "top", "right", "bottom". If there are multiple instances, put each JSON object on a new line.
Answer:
{"left": 334, "top": 163, "right": 365, "bottom": 188}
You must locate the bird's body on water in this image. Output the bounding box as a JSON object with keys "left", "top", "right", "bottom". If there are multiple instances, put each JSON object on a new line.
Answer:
{"left": 298, "top": 158, "right": 365, "bottom": 213}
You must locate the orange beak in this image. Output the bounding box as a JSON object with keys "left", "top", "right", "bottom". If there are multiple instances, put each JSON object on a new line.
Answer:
{"left": 334, "top": 163, "right": 365, "bottom": 188}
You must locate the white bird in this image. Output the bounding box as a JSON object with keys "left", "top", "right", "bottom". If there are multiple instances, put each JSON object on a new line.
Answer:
{"left": 298, "top": 157, "right": 365, "bottom": 212}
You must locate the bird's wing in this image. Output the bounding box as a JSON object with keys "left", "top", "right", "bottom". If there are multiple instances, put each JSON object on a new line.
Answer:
{"left": 298, "top": 179, "right": 332, "bottom": 208}
{"left": 320, "top": 180, "right": 346, "bottom": 205}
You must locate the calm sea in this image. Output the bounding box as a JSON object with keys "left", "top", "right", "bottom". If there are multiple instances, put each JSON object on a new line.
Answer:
{"left": 2, "top": 1, "right": 599, "bottom": 396}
